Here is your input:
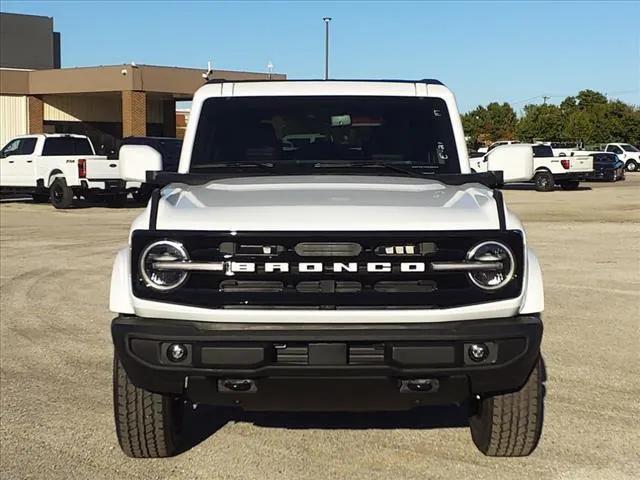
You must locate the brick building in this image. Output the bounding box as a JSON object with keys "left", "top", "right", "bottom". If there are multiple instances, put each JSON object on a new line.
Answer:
{"left": 0, "top": 12, "right": 284, "bottom": 152}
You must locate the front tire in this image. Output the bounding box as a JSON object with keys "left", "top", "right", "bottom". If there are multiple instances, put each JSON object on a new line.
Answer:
{"left": 559, "top": 180, "right": 580, "bottom": 190}
{"left": 49, "top": 178, "right": 74, "bottom": 209}
{"left": 113, "top": 355, "right": 182, "bottom": 458}
{"left": 533, "top": 171, "right": 554, "bottom": 192}
{"left": 469, "top": 357, "right": 544, "bottom": 457}
{"left": 625, "top": 160, "right": 638, "bottom": 172}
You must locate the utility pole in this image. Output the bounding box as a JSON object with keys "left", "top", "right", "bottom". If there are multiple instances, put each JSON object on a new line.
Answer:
{"left": 323, "top": 17, "right": 332, "bottom": 80}
{"left": 542, "top": 95, "right": 550, "bottom": 105}
{"left": 267, "top": 61, "right": 274, "bottom": 80}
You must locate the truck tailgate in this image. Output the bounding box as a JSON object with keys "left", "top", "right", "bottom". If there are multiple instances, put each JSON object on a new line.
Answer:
{"left": 86, "top": 156, "right": 120, "bottom": 179}
{"left": 569, "top": 155, "right": 593, "bottom": 173}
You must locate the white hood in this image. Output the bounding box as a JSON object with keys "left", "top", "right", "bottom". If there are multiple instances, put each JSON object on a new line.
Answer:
{"left": 153, "top": 175, "right": 501, "bottom": 231}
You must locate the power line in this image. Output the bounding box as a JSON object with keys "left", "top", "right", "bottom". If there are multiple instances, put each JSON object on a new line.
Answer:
{"left": 509, "top": 95, "right": 544, "bottom": 105}
{"left": 510, "top": 88, "right": 639, "bottom": 106}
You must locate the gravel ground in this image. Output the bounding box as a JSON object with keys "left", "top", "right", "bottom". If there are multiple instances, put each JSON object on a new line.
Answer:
{"left": 1, "top": 176, "right": 638, "bottom": 479}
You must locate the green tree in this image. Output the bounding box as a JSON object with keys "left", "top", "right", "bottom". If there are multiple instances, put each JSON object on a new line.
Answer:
{"left": 461, "top": 102, "right": 517, "bottom": 148}
{"left": 575, "top": 90, "right": 608, "bottom": 108}
{"left": 563, "top": 110, "right": 593, "bottom": 142}
{"left": 516, "top": 104, "right": 564, "bottom": 142}
{"left": 462, "top": 89, "right": 640, "bottom": 148}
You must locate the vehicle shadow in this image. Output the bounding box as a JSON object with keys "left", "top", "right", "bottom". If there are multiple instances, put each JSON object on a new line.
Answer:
{"left": 502, "top": 183, "right": 592, "bottom": 192}
{"left": 177, "top": 403, "right": 470, "bottom": 454}
{"left": 177, "top": 356, "right": 549, "bottom": 455}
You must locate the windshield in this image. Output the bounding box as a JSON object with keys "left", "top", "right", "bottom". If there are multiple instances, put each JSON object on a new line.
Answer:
{"left": 190, "top": 96, "right": 460, "bottom": 174}
{"left": 621, "top": 144, "right": 639, "bottom": 152}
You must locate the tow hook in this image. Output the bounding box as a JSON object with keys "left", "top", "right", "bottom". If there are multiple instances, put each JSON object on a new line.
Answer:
{"left": 400, "top": 378, "right": 440, "bottom": 393}
{"left": 219, "top": 379, "right": 256, "bottom": 393}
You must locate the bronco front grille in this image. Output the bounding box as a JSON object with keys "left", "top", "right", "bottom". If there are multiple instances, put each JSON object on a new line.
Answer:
{"left": 131, "top": 230, "right": 524, "bottom": 309}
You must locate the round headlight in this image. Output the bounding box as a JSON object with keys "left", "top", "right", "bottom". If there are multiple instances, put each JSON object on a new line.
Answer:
{"left": 466, "top": 241, "right": 515, "bottom": 290}
{"left": 139, "top": 240, "right": 189, "bottom": 291}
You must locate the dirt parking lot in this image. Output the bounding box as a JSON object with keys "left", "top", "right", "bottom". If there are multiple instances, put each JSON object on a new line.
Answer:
{"left": 1, "top": 177, "right": 638, "bottom": 479}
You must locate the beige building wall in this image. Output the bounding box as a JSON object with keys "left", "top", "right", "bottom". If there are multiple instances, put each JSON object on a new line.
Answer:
{"left": 0, "top": 94, "right": 28, "bottom": 147}
{"left": 42, "top": 94, "right": 164, "bottom": 124}
{"left": 43, "top": 94, "right": 121, "bottom": 122}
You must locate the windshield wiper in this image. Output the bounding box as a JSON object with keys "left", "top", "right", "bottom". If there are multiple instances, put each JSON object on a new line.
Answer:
{"left": 313, "top": 161, "right": 429, "bottom": 179}
{"left": 192, "top": 162, "right": 275, "bottom": 171}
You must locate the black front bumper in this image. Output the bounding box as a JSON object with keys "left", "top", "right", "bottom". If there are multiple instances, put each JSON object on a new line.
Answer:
{"left": 112, "top": 314, "right": 542, "bottom": 411}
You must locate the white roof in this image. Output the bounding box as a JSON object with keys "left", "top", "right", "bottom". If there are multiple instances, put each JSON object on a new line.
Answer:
{"left": 193, "top": 80, "right": 452, "bottom": 100}
{"left": 13, "top": 133, "right": 89, "bottom": 139}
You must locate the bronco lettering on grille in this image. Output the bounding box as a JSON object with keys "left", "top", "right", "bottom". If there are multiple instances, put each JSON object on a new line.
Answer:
{"left": 229, "top": 262, "right": 427, "bottom": 274}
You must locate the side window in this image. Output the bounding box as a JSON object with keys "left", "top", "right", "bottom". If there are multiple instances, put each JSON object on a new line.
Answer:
{"left": 19, "top": 138, "right": 37, "bottom": 155}
{"left": 607, "top": 145, "right": 623, "bottom": 154}
{"left": 1, "top": 139, "right": 21, "bottom": 157}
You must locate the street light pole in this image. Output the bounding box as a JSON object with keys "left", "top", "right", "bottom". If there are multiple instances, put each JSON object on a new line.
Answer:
{"left": 323, "top": 17, "right": 331, "bottom": 80}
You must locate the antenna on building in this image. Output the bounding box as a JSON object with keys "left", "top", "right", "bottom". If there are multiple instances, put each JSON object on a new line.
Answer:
{"left": 202, "top": 60, "right": 214, "bottom": 80}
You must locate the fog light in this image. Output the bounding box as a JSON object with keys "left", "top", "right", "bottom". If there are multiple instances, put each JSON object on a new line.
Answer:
{"left": 167, "top": 343, "right": 187, "bottom": 362}
{"left": 468, "top": 343, "right": 489, "bottom": 362}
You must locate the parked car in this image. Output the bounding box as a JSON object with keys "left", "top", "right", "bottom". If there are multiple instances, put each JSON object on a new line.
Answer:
{"left": 604, "top": 143, "right": 640, "bottom": 172}
{"left": 0, "top": 134, "right": 126, "bottom": 208}
{"left": 584, "top": 152, "right": 625, "bottom": 182}
{"left": 110, "top": 79, "right": 544, "bottom": 459}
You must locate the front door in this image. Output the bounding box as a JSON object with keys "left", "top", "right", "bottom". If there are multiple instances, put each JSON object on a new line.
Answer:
{"left": 0, "top": 138, "right": 23, "bottom": 186}
{"left": 11, "top": 137, "right": 38, "bottom": 186}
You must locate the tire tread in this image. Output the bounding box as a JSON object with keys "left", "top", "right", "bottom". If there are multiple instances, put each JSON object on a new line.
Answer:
{"left": 113, "top": 356, "right": 178, "bottom": 458}
{"left": 470, "top": 357, "right": 544, "bottom": 457}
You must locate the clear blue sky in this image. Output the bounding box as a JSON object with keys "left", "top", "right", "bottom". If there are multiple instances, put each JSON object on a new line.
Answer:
{"left": 3, "top": 0, "right": 639, "bottom": 112}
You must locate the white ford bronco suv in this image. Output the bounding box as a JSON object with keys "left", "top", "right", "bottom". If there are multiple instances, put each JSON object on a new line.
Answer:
{"left": 110, "top": 80, "right": 545, "bottom": 458}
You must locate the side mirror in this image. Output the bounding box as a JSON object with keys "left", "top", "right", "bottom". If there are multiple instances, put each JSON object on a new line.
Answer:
{"left": 119, "top": 145, "right": 163, "bottom": 183}
{"left": 486, "top": 144, "right": 534, "bottom": 184}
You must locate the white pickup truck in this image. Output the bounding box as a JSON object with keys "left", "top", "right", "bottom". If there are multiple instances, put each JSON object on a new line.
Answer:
{"left": 110, "top": 79, "right": 545, "bottom": 458}
{"left": 603, "top": 143, "right": 640, "bottom": 172}
{"left": 0, "top": 134, "right": 127, "bottom": 208}
{"left": 471, "top": 143, "right": 593, "bottom": 191}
